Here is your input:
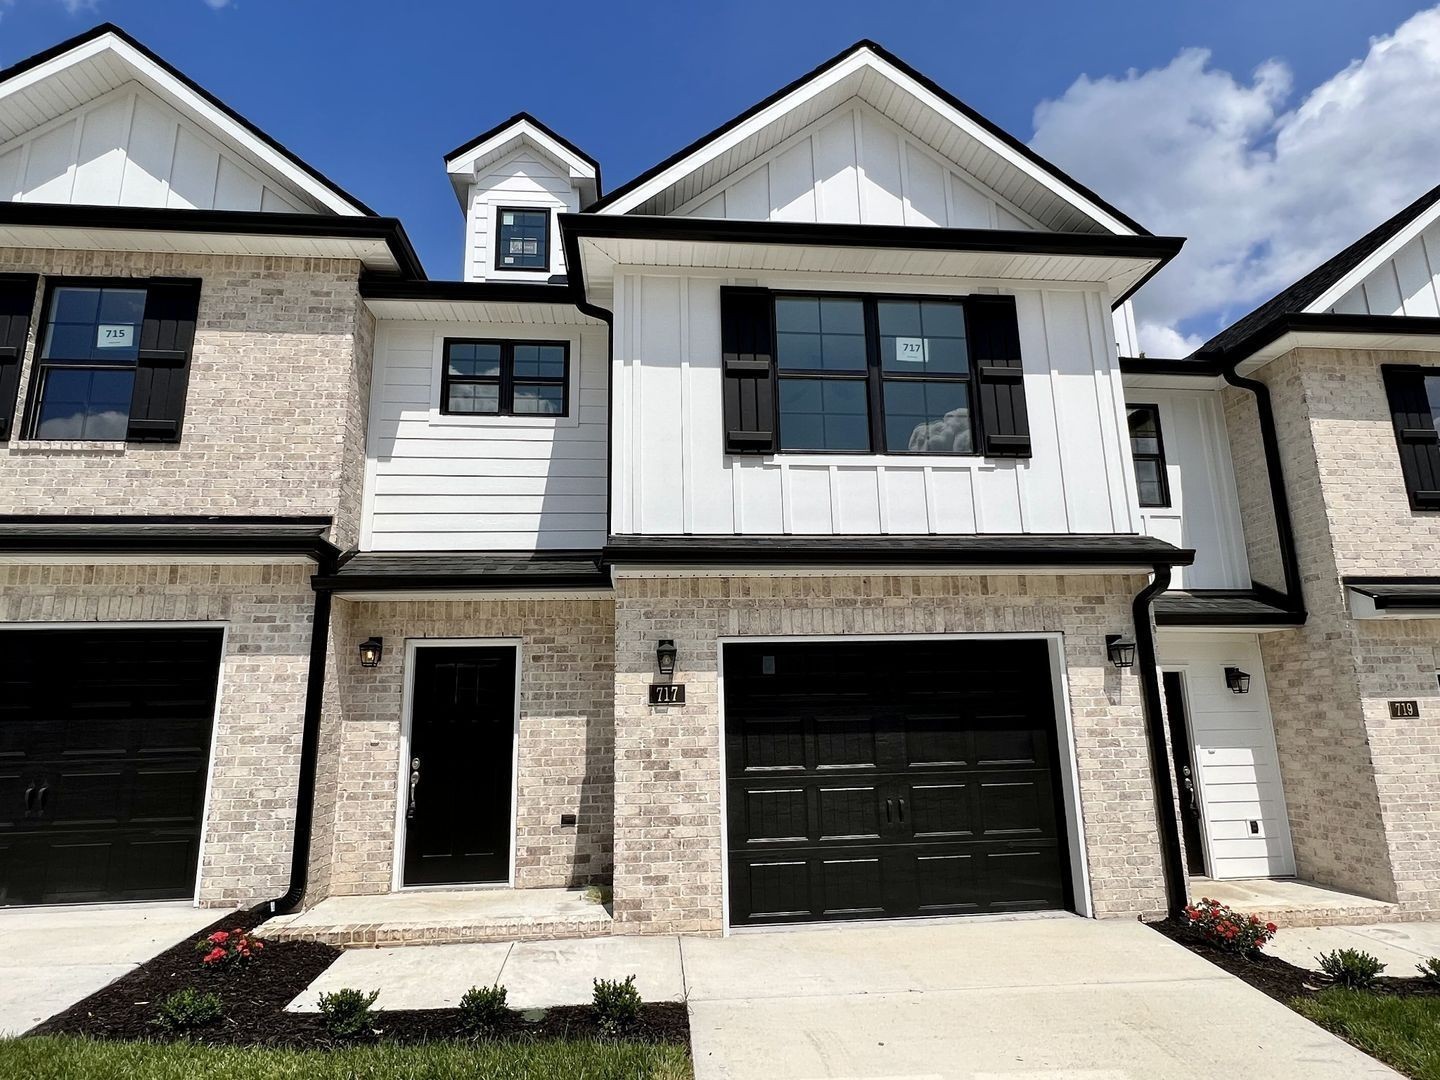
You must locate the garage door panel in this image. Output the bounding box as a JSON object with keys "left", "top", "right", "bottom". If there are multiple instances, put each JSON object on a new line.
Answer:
{"left": 0, "top": 628, "right": 222, "bottom": 906}
{"left": 725, "top": 640, "right": 1069, "bottom": 926}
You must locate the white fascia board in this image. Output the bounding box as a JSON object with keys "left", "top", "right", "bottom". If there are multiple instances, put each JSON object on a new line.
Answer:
{"left": 594, "top": 48, "right": 1135, "bottom": 236}
{"left": 0, "top": 33, "right": 366, "bottom": 216}
{"left": 445, "top": 120, "right": 597, "bottom": 185}
{"left": 1307, "top": 200, "right": 1440, "bottom": 315}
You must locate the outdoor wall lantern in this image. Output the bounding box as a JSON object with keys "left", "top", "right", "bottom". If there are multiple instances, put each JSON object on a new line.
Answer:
{"left": 656, "top": 639, "right": 677, "bottom": 676}
{"left": 358, "top": 637, "right": 384, "bottom": 668}
{"left": 1225, "top": 666, "right": 1252, "bottom": 694}
{"left": 1105, "top": 634, "right": 1137, "bottom": 669}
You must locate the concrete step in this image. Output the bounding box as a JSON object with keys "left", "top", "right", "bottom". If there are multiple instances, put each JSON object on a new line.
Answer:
{"left": 1191, "top": 876, "right": 1400, "bottom": 929}
{"left": 256, "top": 886, "right": 613, "bottom": 948}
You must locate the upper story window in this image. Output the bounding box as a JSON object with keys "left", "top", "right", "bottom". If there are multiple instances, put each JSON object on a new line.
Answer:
{"left": 21, "top": 278, "right": 201, "bottom": 443}
{"left": 1127, "top": 404, "right": 1170, "bottom": 507}
{"left": 495, "top": 208, "right": 549, "bottom": 271}
{"left": 722, "top": 287, "right": 1030, "bottom": 459}
{"left": 772, "top": 295, "right": 977, "bottom": 454}
{"left": 1381, "top": 365, "right": 1440, "bottom": 510}
{"left": 443, "top": 338, "right": 569, "bottom": 417}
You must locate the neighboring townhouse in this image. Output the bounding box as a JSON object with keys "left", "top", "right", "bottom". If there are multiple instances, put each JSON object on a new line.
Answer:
{"left": 2, "top": 24, "right": 1434, "bottom": 936}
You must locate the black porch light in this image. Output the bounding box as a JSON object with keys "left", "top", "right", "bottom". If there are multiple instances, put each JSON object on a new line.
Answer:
{"left": 656, "top": 639, "right": 677, "bottom": 676}
{"left": 358, "top": 637, "right": 384, "bottom": 668}
{"left": 1105, "top": 634, "right": 1136, "bottom": 669}
{"left": 1225, "top": 666, "right": 1252, "bottom": 694}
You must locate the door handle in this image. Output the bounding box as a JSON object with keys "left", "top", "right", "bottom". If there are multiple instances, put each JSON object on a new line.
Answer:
{"left": 406, "top": 757, "right": 420, "bottom": 821}
{"left": 23, "top": 783, "right": 36, "bottom": 815}
{"left": 1182, "top": 765, "right": 1198, "bottom": 812}
{"left": 36, "top": 784, "right": 48, "bottom": 815}
{"left": 884, "top": 798, "right": 893, "bottom": 824}
{"left": 896, "top": 798, "right": 906, "bottom": 823}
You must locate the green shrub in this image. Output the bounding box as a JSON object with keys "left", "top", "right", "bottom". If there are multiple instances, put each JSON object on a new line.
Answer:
{"left": 458, "top": 983, "right": 510, "bottom": 1034}
{"left": 317, "top": 988, "right": 379, "bottom": 1039}
{"left": 1317, "top": 948, "right": 1387, "bottom": 989}
{"left": 592, "top": 975, "right": 641, "bottom": 1034}
{"left": 1417, "top": 956, "right": 1440, "bottom": 987}
{"left": 154, "top": 988, "right": 223, "bottom": 1034}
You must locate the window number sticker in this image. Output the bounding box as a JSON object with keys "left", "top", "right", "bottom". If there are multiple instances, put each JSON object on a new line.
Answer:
{"left": 96, "top": 324, "right": 134, "bottom": 349}
{"left": 895, "top": 336, "right": 927, "bottom": 363}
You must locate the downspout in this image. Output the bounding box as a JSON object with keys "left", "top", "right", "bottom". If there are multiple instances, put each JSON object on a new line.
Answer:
{"left": 265, "top": 545, "right": 338, "bottom": 916}
{"left": 1220, "top": 363, "right": 1306, "bottom": 618}
{"left": 1133, "top": 562, "right": 1189, "bottom": 917}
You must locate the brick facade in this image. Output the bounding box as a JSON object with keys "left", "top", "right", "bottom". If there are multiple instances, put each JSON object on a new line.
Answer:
{"left": 0, "top": 561, "right": 314, "bottom": 907}
{"left": 0, "top": 247, "right": 370, "bottom": 546}
{"left": 609, "top": 572, "right": 1170, "bottom": 935}
{"left": 307, "top": 596, "right": 615, "bottom": 900}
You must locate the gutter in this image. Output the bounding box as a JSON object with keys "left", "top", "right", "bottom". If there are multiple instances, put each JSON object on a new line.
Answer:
{"left": 265, "top": 543, "right": 339, "bottom": 917}
{"left": 1132, "top": 563, "right": 1189, "bottom": 916}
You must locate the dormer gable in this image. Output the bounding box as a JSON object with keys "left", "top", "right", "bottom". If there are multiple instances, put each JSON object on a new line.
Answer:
{"left": 444, "top": 113, "right": 599, "bottom": 282}
{"left": 589, "top": 40, "right": 1147, "bottom": 237}
{"left": 0, "top": 23, "right": 372, "bottom": 215}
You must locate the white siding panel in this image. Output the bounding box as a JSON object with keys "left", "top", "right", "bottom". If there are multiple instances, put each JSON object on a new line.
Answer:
{"left": 857, "top": 109, "right": 904, "bottom": 224}
{"left": 21, "top": 122, "right": 75, "bottom": 201}
{"left": 71, "top": 95, "right": 129, "bottom": 204}
{"left": 0, "top": 147, "right": 20, "bottom": 199}
{"left": 1393, "top": 238, "right": 1440, "bottom": 317}
{"left": 1156, "top": 633, "right": 1296, "bottom": 880}
{"left": 166, "top": 126, "right": 220, "bottom": 209}
{"left": 726, "top": 167, "right": 770, "bottom": 219}
{"left": 615, "top": 273, "right": 1135, "bottom": 539}
{"left": 1362, "top": 263, "right": 1404, "bottom": 317}
{"left": 948, "top": 175, "right": 992, "bottom": 228}
{"left": 812, "top": 112, "right": 861, "bottom": 224}
{"left": 462, "top": 147, "right": 579, "bottom": 282}
{"left": 769, "top": 141, "right": 816, "bottom": 221}
{"left": 902, "top": 141, "right": 945, "bottom": 226}
{"left": 1331, "top": 226, "right": 1440, "bottom": 317}
{"left": 364, "top": 321, "right": 609, "bottom": 551}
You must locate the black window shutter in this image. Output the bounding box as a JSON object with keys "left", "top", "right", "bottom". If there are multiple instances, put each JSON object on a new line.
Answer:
{"left": 720, "top": 286, "right": 777, "bottom": 454}
{"left": 128, "top": 278, "right": 201, "bottom": 443}
{"left": 1382, "top": 365, "right": 1440, "bottom": 510}
{"left": 0, "top": 274, "right": 37, "bottom": 442}
{"left": 967, "top": 293, "right": 1030, "bottom": 458}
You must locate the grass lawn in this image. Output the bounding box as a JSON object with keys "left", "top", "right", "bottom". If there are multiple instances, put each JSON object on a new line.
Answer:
{"left": 1, "top": 1035, "right": 693, "bottom": 1080}
{"left": 1292, "top": 989, "right": 1440, "bottom": 1080}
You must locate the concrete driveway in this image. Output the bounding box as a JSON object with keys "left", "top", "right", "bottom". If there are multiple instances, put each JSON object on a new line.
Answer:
{"left": 0, "top": 902, "right": 217, "bottom": 1036}
{"left": 682, "top": 916, "right": 1401, "bottom": 1080}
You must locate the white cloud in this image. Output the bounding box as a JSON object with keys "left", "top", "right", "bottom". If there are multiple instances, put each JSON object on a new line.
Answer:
{"left": 1031, "top": 6, "right": 1440, "bottom": 353}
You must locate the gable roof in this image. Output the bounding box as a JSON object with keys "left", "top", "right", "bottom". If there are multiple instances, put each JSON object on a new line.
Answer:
{"left": 1196, "top": 181, "right": 1440, "bottom": 358}
{"left": 0, "top": 22, "right": 375, "bottom": 216}
{"left": 587, "top": 40, "right": 1149, "bottom": 236}
{"left": 443, "top": 111, "right": 600, "bottom": 210}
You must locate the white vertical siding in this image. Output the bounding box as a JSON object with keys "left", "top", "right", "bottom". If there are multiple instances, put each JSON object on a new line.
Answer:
{"left": 1330, "top": 223, "right": 1440, "bottom": 316}
{"left": 364, "top": 320, "right": 609, "bottom": 551}
{"left": 1157, "top": 632, "right": 1296, "bottom": 880}
{"left": 0, "top": 82, "right": 312, "bottom": 211}
{"left": 677, "top": 101, "right": 1038, "bottom": 230}
{"left": 463, "top": 148, "right": 578, "bottom": 282}
{"left": 612, "top": 271, "right": 1139, "bottom": 537}
{"left": 1127, "top": 387, "right": 1249, "bottom": 589}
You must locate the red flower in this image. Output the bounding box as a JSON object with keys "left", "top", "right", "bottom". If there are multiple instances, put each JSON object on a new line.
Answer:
{"left": 202, "top": 947, "right": 226, "bottom": 964}
{"left": 207, "top": 931, "right": 230, "bottom": 945}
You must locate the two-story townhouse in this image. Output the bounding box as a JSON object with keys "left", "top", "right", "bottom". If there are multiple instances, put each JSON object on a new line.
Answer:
{"left": 0, "top": 25, "right": 420, "bottom": 908}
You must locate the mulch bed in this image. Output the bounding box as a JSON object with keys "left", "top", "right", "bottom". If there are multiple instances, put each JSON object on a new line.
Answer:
{"left": 1151, "top": 918, "right": 1440, "bottom": 1004}
{"left": 30, "top": 906, "right": 690, "bottom": 1050}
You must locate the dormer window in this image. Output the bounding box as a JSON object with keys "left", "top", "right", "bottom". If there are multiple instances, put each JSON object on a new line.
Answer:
{"left": 495, "top": 208, "right": 550, "bottom": 271}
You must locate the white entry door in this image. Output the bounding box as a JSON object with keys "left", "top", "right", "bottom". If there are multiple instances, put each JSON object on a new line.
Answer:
{"left": 1157, "top": 632, "right": 1296, "bottom": 879}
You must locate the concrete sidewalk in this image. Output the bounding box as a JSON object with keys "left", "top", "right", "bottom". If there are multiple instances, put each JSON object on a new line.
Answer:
{"left": 290, "top": 915, "right": 1401, "bottom": 1079}
{"left": 0, "top": 902, "right": 218, "bottom": 1036}
{"left": 1267, "top": 920, "right": 1440, "bottom": 976}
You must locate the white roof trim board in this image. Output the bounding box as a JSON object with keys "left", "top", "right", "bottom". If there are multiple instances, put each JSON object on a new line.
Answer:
{"left": 444, "top": 116, "right": 599, "bottom": 208}
{"left": 0, "top": 28, "right": 368, "bottom": 216}
{"left": 1307, "top": 199, "right": 1440, "bottom": 315}
{"left": 593, "top": 45, "right": 1138, "bottom": 236}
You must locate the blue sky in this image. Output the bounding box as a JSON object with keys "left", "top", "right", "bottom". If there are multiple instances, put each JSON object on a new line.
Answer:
{"left": 2, "top": 0, "right": 1438, "bottom": 352}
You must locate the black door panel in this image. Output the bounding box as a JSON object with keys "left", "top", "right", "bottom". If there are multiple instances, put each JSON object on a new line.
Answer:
{"left": 725, "top": 639, "right": 1069, "bottom": 926}
{"left": 0, "top": 628, "right": 222, "bottom": 906}
{"left": 402, "top": 646, "right": 515, "bottom": 886}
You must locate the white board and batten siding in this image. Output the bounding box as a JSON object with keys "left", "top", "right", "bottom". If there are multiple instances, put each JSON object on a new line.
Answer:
{"left": 1127, "top": 388, "right": 1249, "bottom": 590}
{"left": 611, "top": 271, "right": 1141, "bottom": 537}
{"left": 464, "top": 148, "right": 578, "bottom": 282}
{"left": 680, "top": 100, "right": 1038, "bottom": 230}
{"left": 1330, "top": 221, "right": 1440, "bottom": 317}
{"left": 0, "top": 82, "right": 313, "bottom": 211}
{"left": 364, "top": 321, "right": 609, "bottom": 551}
{"left": 1158, "top": 632, "right": 1296, "bottom": 880}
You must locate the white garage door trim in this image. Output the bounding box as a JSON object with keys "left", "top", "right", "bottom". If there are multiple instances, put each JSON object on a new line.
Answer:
{"left": 715, "top": 631, "right": 1093, "bottom": 934}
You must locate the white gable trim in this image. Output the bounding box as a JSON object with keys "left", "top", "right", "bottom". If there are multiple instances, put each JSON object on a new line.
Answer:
{"left": 595, "top": 47, "right": 1136, "bottom": 235}
{"left": 446, "top": 118, "right": 598, "bottom": 185}
{"left": 1307, "top": 198, "right": 1440, "bottom": 315}
{"left": 0, "top": 31, "right": 367, "bottom": 215}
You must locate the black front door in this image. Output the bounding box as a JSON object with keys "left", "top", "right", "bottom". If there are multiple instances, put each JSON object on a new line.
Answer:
{"left": 0, "top": 628, "right": 222, "bottom": 906}
{"left": 1162, "top": 671, "right": 1208, "bottom": 875}
{"left": 403, "top": 646, "right": 515, "bottom": 886}
{"left": 725, "top": 639, "right": 1070, "bottom": 926}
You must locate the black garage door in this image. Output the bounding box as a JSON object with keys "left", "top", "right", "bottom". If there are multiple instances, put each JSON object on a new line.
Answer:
{"left": 0, "top": 629, "right": 223, "bottom": 906}
{"left": 725, "top": 639, "right": 1070, "bottom": 926}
